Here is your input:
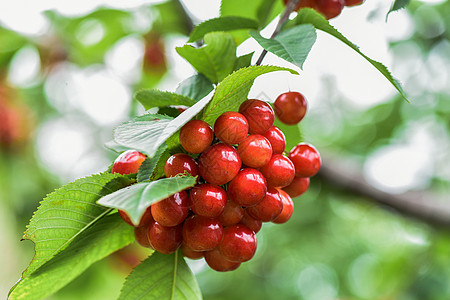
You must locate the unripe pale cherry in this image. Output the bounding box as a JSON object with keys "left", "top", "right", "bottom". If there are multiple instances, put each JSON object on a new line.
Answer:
{"left": 112, "top": 150, "right": 146, "bottom": 175}
{"left": 148, "top": 221, "right": 183, "bottom": 254}
{"left": 164, "top": 153, "right": 199, "bottom": 178}
{"left": 189, "top": 184, "right": 227, "bottom": 218}
{"left": 204, "top": 248, "right": 241, "bottom": 272}
{"left": 237, "top": 134, "right": 272, "bottom": 168}
{"left": 283, "top": 176, "right": 310, "bottom": 198}
{"left": 151, "top": 191, "right": 189, "bottom": 227}
{"left": 263, "top": 126, "right": 286, "bottom": 154}
{"left": 179, "top": 119, "right": 213, "bottom": 154}
{"left": 219, "top": 224, "right": 257, "bottom": 263}
{"left": 239, "top": 99, "right": 275, "bottom": 134}
{"left": 272, "top": 189, "right": 294, "bottom": 224}
{"left": 182, "top": 215, "right": 223, "bottom": 251}
{"left": 288, "top": 143, "right": 321, "bottom": 177}
{"left": 247, "top": 187, "right": 283, "bottom": 222}
{"left": 198, "top": 143, "right": 241, "bottom": 185}
{"left": 228, "top": 168, "right": 267, "bottom": 207}
{"left": 274, "top": 92, "right": 307, "bottom": 125}
{"left": 214, "top": 111, "right": 249, "bottom": 145}
{"left": 260, "top": 154, "right": 295, "bottom": 188}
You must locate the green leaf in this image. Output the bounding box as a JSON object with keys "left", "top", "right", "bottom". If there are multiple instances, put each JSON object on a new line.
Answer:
{"left": 16, "top": 173, "right": 133, "bottom": 279}
{"left": 98, "top": 176, "right": 196, "bottom": 225}
{"left": 295, "top": 8, "right": 409, "bottom": 102}
{"left": 135, "top": 90, "right": 197, "bottom": 110}
{"left": 387, "top": 0, "right": 411, "bottom": 18}
{"left": 176, "top": 32, "right": 237, "bottom": 84}
{"left": 9, "top": 214, "right": 133, "bottom": 300}
{"left": 137, "top": 144, "right": 168, "bottom": 182}
{"left": 200, "top": 65, "right": 298, "bottom": 125}
{"left": 234, "top": 52, "right": 254, "bottom": 70}
{"left": 188, "top": 16, "right": 259, "bottom": 42}
{"left": 256, "top": 0, "right": 284, "bottom": 28}
{"left": 175, "top": 74, "right": 214, "bottom": 101}
{"left": 118, "top": 251, "right": 202, "bottom": 300}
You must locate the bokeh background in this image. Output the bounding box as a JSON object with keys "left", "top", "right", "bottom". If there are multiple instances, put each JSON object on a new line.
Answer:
{"left": 1, "top": 0, "right": 450, "bottom": 299}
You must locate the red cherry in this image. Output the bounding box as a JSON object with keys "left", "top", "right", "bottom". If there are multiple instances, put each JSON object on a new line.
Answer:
{"left": 239, "top": 99, "right": 275, "bottom": 134}
{"left": 134, "top": 225, "right": 153, "bottom": 249}
{"left": 214, "top": 111, "right": 249, "bottom": 145}
{"left": 119, "top": 207, "right": 153, "bottom": 227}
{"left": 272, "top": 189, "right": 294, "bottom": 224}
{"left": 237, "top": 134, "right": 272, "bottom": 168}
{"left": 344, "top": 0, "right": 363, "bottom": 6}
{"left": 274, "top": 92, "right": 307, "bottom": 125}
{"left": 190, "top": 184, "right": 227, "bottom": 218}
{"left": 239, "top": 211, "right": 262, "bottom": 233}
{"left": 182, "top": 215, "right": 223, "bottom": 251}
{"left": 181, "top": 242, "right": 204, "bottom": 260}
{"left": 179, "top": 120, "right": 214, "bottom": 154}
{"left": 288, "top": 143, "right": 321, "bottom": 177}
{"left": 219, "top": 224, "right": 257, "bottom": 263}
{"left": 151, "top": 191, "right": 189, "bottom": 227}
{"left": 263, "top": 126, "right": 286, "bottom": 154}
{"left": 218, "top": 199, "right": 245, "bottom": 226}
{"left": 228, "top": 168, "right": 267, "bottom": 207}
{"left": 164, "top": 153, "right": 199, "bottom": 178}
{"left": 283, "top": 176, "right": 310, "bottom": 198}
{"left": 198, "top": 143, "right": 242, "bottom": 185}
{"left": 247, "top": 187, "right": 283, "bottom": 222}
{"left": 148, "top": 221, "right": 183, "bottom": 254}
{"left": 112, "top": 150, "right": 146, "bottom": 175}
{"left": 317, "top": 0, "right": 344, "bottom": 19}
{"left": 260, "top": 154, "right": 295, "bottom": 188}
{"left": 204, "top": 248, "right": 241, "bottom": 272}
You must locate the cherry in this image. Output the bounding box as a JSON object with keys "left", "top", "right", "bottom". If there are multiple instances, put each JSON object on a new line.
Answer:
{"left": 219, "top": 224, "right": 257, "bottom": 263}
{"left": 181, "top": 242, "right": 204, "bottom": 260}
{"left": 134, "top": 225, "right": 153, "bottom": 249}
{"left": 282, "top": 0, "right": 318, "bottom": 11}
{"left": 344, "top": 0, "right": 363, "bottom": 6}
{"left": 179, "top": 119, "right": 214, "bottom": 154}
{"left": 214, "top": 111, "right": 249, "bottom": 145}
{"left": 119, "top": 207, "right": 153, "bottom": 227}
{"left": 228, "top": 168, "right": 267, "bottom": 207}
{"left": 283, "top": 176, "right": 310, "bottom": 198}
{"left": 148, "top": 221, "right": 183, "bottom": 254}
{"left": 198, "top": 143, "right": 242, "bottom": 185}
{"left": 263, "top": 126, "right": 286, "bottom": 154}
{"left": 218, "top": 199, "right": 245, "bottom": 226}
{"left": 247, "top": 187, "right": 283, "bottom": 222}
{"left": 288, "top": 143, "right": 321, "bottom": 177}
{"left": 239, "top": 211, "right": 262, "bottom": 233}
{"left": 164, "top": 153, "right": 199, "bottom": 178}
{"left": 112, "top": 150, "right": 146, "bottom": 175}
{"left": 189, "top": 184, "right": 227, "bottom": 218}
{"left": 272, "top": 189, "right": 294, "bottom": 224}
{"left": 182, "top": 215, "right": 223, "bottom": 251}
{"left": 260, "top": 154, "right": 295, "bottom": 188}
{"left": 237, "top": 134, "right": 272, "bottom": 168}
{"left": 239, "top": 99, "right": 275, "bottom": 134}
{"left": 274, "top": 92, "right": 307, "bottom": 125}
{"left": 143, "top": 40, "right": 166, "bottom": 72}
{"left": 204, "top": 248, "right": 241, "bottom": 272}
{"left": 151, "top": 191, "right": 189, "bottom": 227}
{"left": 317, "top": 0, "right": 344, "bottom": 19}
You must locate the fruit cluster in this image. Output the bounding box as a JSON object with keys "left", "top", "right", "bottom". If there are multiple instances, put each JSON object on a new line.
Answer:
{"left": 283, "top": 0, "right": 364, "bottom": 20}
{"left": 112, "top": 92, "right": 321, "bottom": 272}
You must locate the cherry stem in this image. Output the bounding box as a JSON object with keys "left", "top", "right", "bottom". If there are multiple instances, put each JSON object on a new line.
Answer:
{"left": 255, "top": 0, "right": 302, "bottom": 66}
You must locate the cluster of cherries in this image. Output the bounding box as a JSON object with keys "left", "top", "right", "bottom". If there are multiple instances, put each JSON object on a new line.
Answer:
{"left": 283, "top": 0, "right": 364, "bottom": 20}
{"left": 112, "top": 91, "right": 321, "bottom": 272}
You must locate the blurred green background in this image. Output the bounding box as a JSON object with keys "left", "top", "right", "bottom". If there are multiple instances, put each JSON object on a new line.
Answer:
{"left": 1, "top": 0, "right": 450, "bottom": 299}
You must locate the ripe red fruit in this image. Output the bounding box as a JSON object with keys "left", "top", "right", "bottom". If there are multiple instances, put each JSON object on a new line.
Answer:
{"left": 263, "top": 126, "right": 286, "bottom": 154}
{"left": 317, "top": 0, "right": 344, "bottom": 19}
{"left": 134, "top": 225, "right": 153, "bottom": 249}
{"left": 272, "top": 189, "right": 294, "bottom": 224}
{"left": 288, "top": 143, "right": 321, "bottom": 177}
{"left": 228, "top": 168, "right": 267, "bottom": 207}
{"left": 218, "top": 200, "right": 245, "bottom": 226}
{"left": 247, "top": 187, "right": 283, "bottom": 222}
{"left": 148, "top": 222, "right": 183, "bottom": 254}
{"left": 239, "top": 99, "right": 275, "bottom": 134}
{"left": 164, "top": 153, "right": 199, "bottom": 178}
{"left": 237, "top": 134, "right": 272, "bottom": 168}
{"left": 260, "top": 154, "right": 295, "bottom": 188}
{"left": 204, "top": 248, "right": 241, "bottom": 272}
{"left": 344, "top": 0, "right": 363, "bottom": 6}
{"left": 182, "top": 215, "right": 223, "bottom": 251}
{"left": 219, "top": 224, "right": 257, "bottom": 263}
{"left": 239, "top": 211, "right": 262, "bottom": 233}
{"left": 179, "top": 120, "right": 213, "bottom": 154}
{"left": 119, "top": 207, "right": 153, "bottom": 227}
{"left": 112, "top": 150, "right": 146, "bottom": 175}
{"left": 181, "top": 242, "right": 204, "bottom": 260}
{"left": 189, "top": 184, "right": 227, "bottom": 218}
{"left": 283, "top": 176, "right": 310, "bottom": 198}
{"left": 198, "top": 143, "right": 242, "bottom": 185}
{"left": 274, "top": 92, "right": 307, "bottom": 125}
{"left": 151, "top": 191, "right": 189, "bottom": 227}
{"left": 214, "top": 111, "right": 249, "bottom": 145}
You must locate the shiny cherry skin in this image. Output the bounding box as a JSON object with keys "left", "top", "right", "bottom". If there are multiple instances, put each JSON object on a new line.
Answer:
{"left": 179, "top": 119, "right": 214, "bottom": 154}
{"left": 263, "top": 126, "right": 286, "bottom": 154}
{"left": 344, "top": 0, "right": 363, "bottom": 6}
{"left": 214, "top": 111, "right": 249, "bottom": 145}
{"left": 274, "top": 92, "right": 307, "bottom": 125}
{"left": 134, "top": 225, "right": 153, "bottom": 249}
{"left": 219, "top": 224, "right": 257, "bottom": 263}
{"left": 218, "top": 200, "right": 245, "bottom": 226}
{"left": 239, "top": 99, "right": 275, "bottom": 134}
{"left": 317, "top": 0, "right": 344, "bottom": 19}
{"left": 239, "top": 211, "right": 262, "bottom": 233}
{"left": 247, "top": 187, "right": 283, "bottom": 222}
{"left": 182, "top": 215, "right": 223, "bottom": 251}
{"left": 198, "top": 143, "right": 242, "bottom": 185}
{"left": 204, "top": 248, "right": 241, "bottom": 272}
{"left": 283, "top": 0, "right": 318, "bottom": 11}
{"left": 283, "top": 176, "right": 310, "bottom": 198}
{"left": 228, "top": 168, "right": 267, "bottom": 207}
{"left": 181, "top": 242, "right": 204, "bottom": 260}
{"left": 190, "top": 184, "right": 227, "bottom": 218}
{"left": 119, "top": 207, "right": 153, "bottom": 227}
{"left": 237, "top": 134, "right": 272, "bottom": 168}
{"left": 164, "top": 153, "right": 199, "bottom": 178}
{"left": 148, "top": 221, "right": 183, "bottom": 254}
{"left": 288, "top": 143, "right": 321, "bottom": 177}
{"left": 272, "top": 189, "right": 294, "bottom": 224}
{"left": 151, "top": 191, "right": 189, "bottom": 227}
{"left": 112, "top": 150, "right": 146, "bottom": 175}
{"left": 260, "top": 154, "right": 295, "bottom": 188}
